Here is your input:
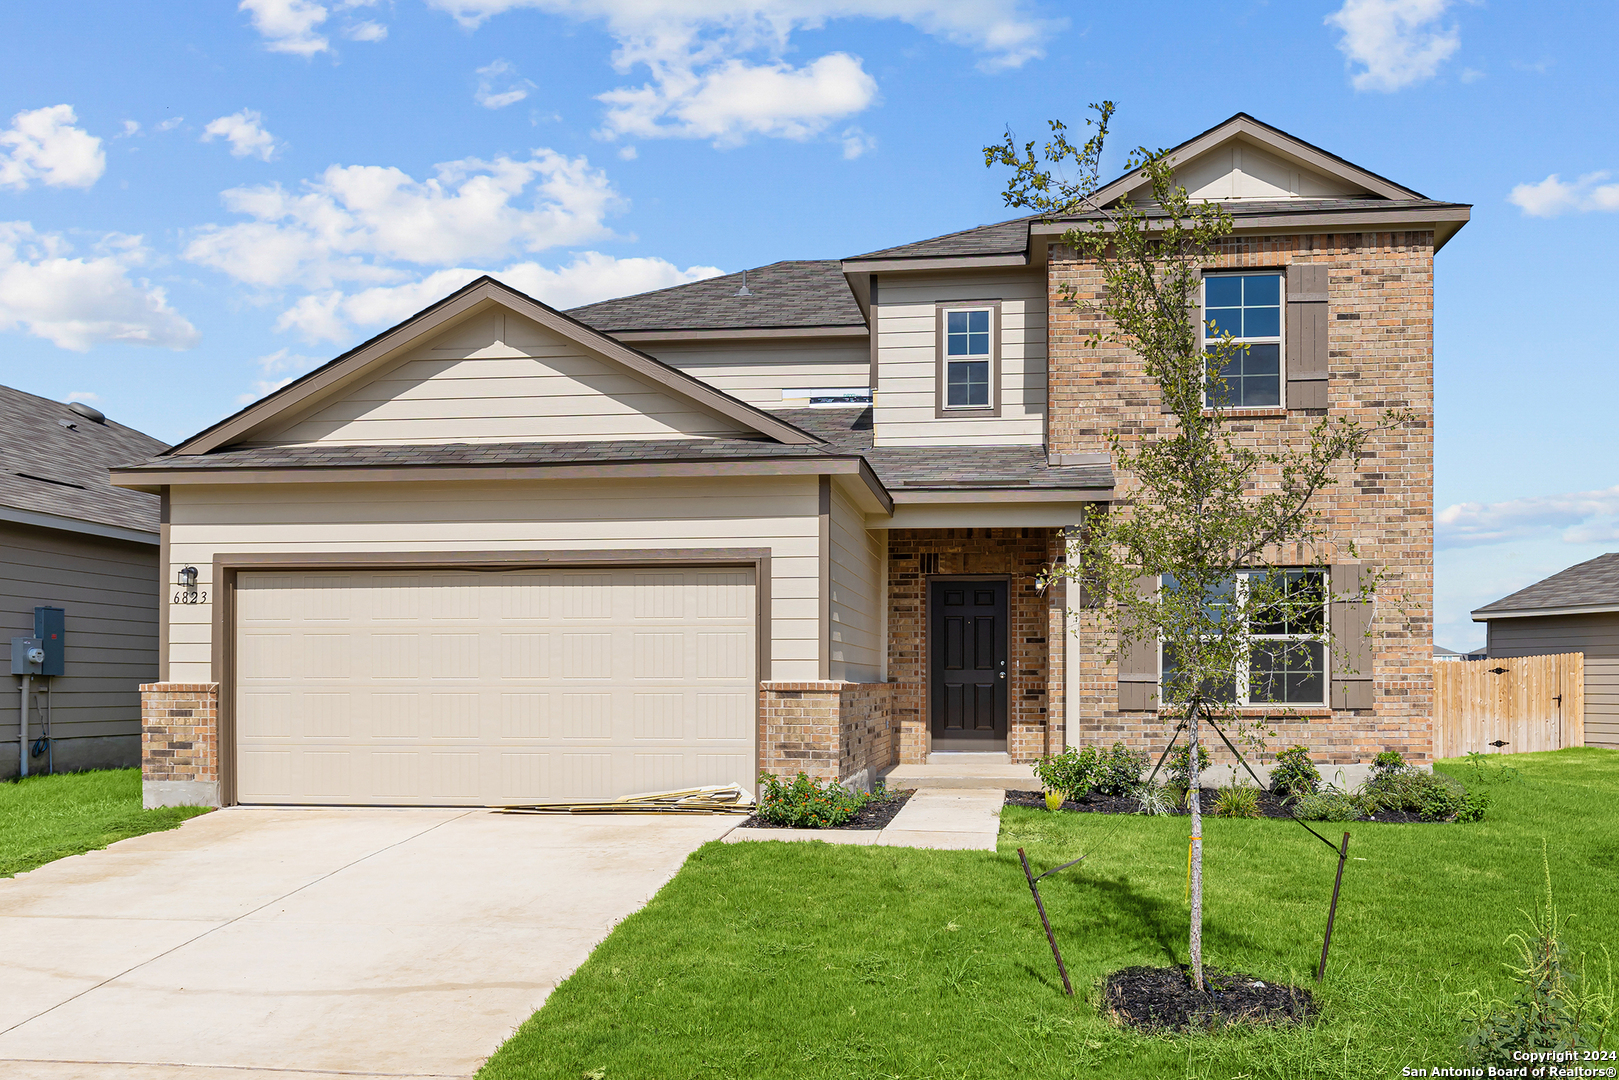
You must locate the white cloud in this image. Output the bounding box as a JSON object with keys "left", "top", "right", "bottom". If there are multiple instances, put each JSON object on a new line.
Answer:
{"left": 840, "top": 125, "right": 875, "bottom": 159}
{"left": 423, "top": 1, "right": 1060, "bottom": 148}
{"left": 118, "top": 120, "right": 141, "bottom": 138}
{"left": 344, "top": 19, "right": 388, "bottom": 40}
{"left": 202, "top": 110, "right": 283, "bottom": 161}
{"left": 1437, "top": 485, "right": 1619, "bottom": 549}
{"left": 0, "top": 105, "right": 106, "bottom": 190}
{"left": 474, "top": 59, "right": 535, "bottom": 109}
{"left": 277, "top": 252, "right": 723, "bottom": 341}
{"left": 65, "top": 390, "right": 100, "bottom": 403}
{"left": 237, "top": 346, "right": 324, "bottom": 402}
{"left": 0, "top": 223, "right": 199, "bottom": 351}
{"left": 1509, "top": 172, "right": 1619, "bottom": 218}
{"left": 240, "top": 0, "right": 332, "bottom": 56}
{"left": 185, "top": 150, "right": 621, "bottom": 290}
{"left": 157, "top": 117, "right": 185, "bottom": 132}
{"left": 1326, "top": 0, "right": 1460, "bottom": 92}
{"left": 617, "top": 145, "right": 638, "bottom": 160}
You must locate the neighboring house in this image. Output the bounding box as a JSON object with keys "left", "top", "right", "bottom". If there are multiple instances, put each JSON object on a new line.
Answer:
{"left": 1434, "top": 646, "right": 1486, "bottom": 662}
{"left": 112, "top": 113, "right": 1468, "bottom": 808}
{"left": 1472, "top": 553, "right": 1619, "bottom": 749}
{"left": 1, "top": 385, "right": 167, "bottom": 778}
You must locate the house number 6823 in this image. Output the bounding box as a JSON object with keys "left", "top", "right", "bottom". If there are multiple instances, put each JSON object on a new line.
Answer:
{"left": 172, "top": 591, "right": 209, "bottom": 605}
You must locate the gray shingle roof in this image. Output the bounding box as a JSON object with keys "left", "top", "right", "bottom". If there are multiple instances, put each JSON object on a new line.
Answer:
{"left": 0, "top": 384, "right": 167, "bottom": 535}
{"left": 1473, "top": 554, "right": 1619, "bottom": 616}
{"left": 846, "top": 217, "right": 1037, "bottom": 262}
{"left": 567, "top": 260, "right": 865, "bottom": 333}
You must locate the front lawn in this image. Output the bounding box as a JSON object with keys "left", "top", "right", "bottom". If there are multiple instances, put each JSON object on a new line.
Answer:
{"left": 480, "top": 749, "right": 1619, "bottom": 1080}
{"left": 0, "top": 767, "right": 211, "bottom": 878}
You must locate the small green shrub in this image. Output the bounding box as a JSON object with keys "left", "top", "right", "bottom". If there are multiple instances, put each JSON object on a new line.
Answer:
{"left": 1134, "top": 782, "right": 1174, "bottom": 816}
{"left": 1359, "top": 767, "right": 1484, "bottom": 822}
{"left": 1419, "top": 780, "right": 1466, "bottom": 822}
{"left": 1033, "top": 746, "right": 1100, "bottom": 801}
{"left": 1372, "top": 749, "right": 1408, "bottom": 774}
{"left": 1094, "top": 743, "right": 1149, "bottom": 797}
{"left": 1291, "top": 789, "right": 1365, "bottom": 822}
{"left": 756, "top": 773, "right": 870, "bottom": 828}
{"left": 1166, "top": 743, "right": 1211, "bottom": 791}
{"left": 1457, "top": 790, "right": 1493, "bottom": 823}
{"left": 1212, "top": 783, "right": 1261, "bottom": 819}
{"left": 1269, "top": 745, "right": 1322, "bottom": 801}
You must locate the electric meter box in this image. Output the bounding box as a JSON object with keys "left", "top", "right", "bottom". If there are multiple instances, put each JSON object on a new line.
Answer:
{"left": 11, "top": 637, "right": 42, "bottom": 676}
{"left": 34, "top": 607, "right": 63, "bottom": 676}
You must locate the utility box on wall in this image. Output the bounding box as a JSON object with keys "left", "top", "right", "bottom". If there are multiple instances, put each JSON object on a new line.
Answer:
{"left": 34, "top": 606, "right": 63, "bottom": 676}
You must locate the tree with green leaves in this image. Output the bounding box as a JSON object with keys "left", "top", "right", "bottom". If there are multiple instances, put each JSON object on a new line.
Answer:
{"left": 987, "top": 103, "right": 1404, "bottom": 992}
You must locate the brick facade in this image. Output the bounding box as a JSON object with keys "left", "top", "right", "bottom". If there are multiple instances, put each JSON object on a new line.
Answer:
{"left": 758, "top": 681, "right": 894, "bottom": 789}
{"left": 140, "top": 682, "right": 220, "bottom": 786}
{"left": 885, "top": 528, "right": 1067, "bottom": 764}
{"left": 1048, "top": 231, "right": 1436, "bottom": 764}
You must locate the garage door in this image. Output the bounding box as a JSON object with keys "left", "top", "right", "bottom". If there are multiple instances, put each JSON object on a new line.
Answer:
{"left": 234, "top": 567, "right": 756, "bottom": 805}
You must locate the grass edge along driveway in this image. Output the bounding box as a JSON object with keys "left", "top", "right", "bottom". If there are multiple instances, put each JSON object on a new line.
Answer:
{"left": 479, "top": 749, "right": 1619, "bottom": 1080}
{"left": 0, "top": 767, "right": 210, "bottom": 879}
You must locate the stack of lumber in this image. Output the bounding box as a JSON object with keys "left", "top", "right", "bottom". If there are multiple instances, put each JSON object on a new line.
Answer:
{"left": 500, "top": 784, "right": 753, "bottom": 815}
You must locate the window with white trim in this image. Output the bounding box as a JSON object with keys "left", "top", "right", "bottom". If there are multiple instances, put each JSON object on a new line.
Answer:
{"left": 944, "top": 307, "right": 992, "bottom": 408}
{"left": 1202, "top": 272, "right": 1283, "bottom": 408}
{"left": 1159, "top": 569, "right": 1327, "bottom": 706}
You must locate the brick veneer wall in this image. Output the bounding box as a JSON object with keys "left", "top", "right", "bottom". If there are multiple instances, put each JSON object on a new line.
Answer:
{"left": 1048, "top": 231, "right": 1435, "bottom": 764}
{"left": 758, "top": 681, "right": 894, "bottom": 787}
{"left": 886, "top": 528, "right": 1066, "bottom": 764}
{"left": 141, "top": 682, "right": 220, "bottom": 785}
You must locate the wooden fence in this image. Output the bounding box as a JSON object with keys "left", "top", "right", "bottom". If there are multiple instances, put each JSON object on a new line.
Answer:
{"left": 1433, "top": 652, "right": 1584, "bottom": 758}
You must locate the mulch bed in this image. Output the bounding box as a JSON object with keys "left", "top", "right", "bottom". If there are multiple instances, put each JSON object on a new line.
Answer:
{"left": 736, "top": 789, "right": 914, "bottom": 831}
{"left": 1104, "top": 965, "right": 1315, "bottom": 1032}
{"left": 1004, "top": 788, "right": 1428, "bottom": 824}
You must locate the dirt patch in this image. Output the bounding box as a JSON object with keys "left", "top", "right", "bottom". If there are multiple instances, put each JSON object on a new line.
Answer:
{"left": 1103, "top": 965, "right": 1315, "bottom": 1032}
{"left": 736, "top": 789, "right": 913, "bottom": 831}
{"left": 1003, "top": 788, "right": 1428, "bottom": 824}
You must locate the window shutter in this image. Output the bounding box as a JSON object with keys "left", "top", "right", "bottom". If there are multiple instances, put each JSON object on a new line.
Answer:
{"left": 1329, "top": 563, "right": 1373, "bottom": 710}
{"left": 1117, "top": 574, "right": 1160, "bottom": 711}
{"left": 1285, "top": 264, "right": 1328, "bottom": 410}
{"left": 1165, "top": 272, "right": 1205, "bottom": 413}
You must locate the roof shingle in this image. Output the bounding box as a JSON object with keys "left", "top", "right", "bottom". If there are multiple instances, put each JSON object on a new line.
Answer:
{"left": 568, "top": 260, "right": 865, "bottom": 334}
{"left": 1473, "top": 554, "right": 1619, "bottom": 616}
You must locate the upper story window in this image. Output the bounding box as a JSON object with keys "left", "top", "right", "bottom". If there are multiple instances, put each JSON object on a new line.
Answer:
{"left": 1203, "top": 273, "right": 1282, "bottom": 408}
{"left": 936, "top": 302, "right": 999, "bottom": 416}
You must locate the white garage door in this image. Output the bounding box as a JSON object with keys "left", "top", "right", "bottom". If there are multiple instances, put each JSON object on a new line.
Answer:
{"left": 234, "top": 567, "right": 756, "bottom": 805}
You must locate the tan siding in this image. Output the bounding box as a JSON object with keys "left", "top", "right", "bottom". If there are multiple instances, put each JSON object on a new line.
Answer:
{"left": 165, "top": 476, "right": 821, "bottom": 684}
{"left": 0, "top": 521, "right": 158, "bottom": 770}
{"left": 827, "top": 480, "right": 882, "bottom": 682}
{"left": 263, "top": 310, "right": 749, "bottom": 446}
{"left": 873, "top": 270, "right": 1046, "bottom": 447}
{"left": 1488, "top": 614, "right": 1619, "bottom": 749}
{"left": 644, "top": 339, "right": 871, "bottom": 408}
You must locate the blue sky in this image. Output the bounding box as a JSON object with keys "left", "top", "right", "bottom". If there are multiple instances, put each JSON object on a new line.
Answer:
{"left": 0, "top": 0, "right": 1615, "bottom": 650}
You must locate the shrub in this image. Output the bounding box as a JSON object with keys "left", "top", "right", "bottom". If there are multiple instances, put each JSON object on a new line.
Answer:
{"left": 1094, "top": 743, "right": 1149, "bottom": 797}
{"left": 1291, "top": 789, "right": 1365, "bottom": 822}
{"left": 1166, "top": 743, "right": 1211, "bottom": 791}
{"left": 1372, "top": 750, "right": 1408, "bottom": 775}
{"left": 1135, "top": 782, "right": 1175, "bottom": 816}
{"left": 1418, "top": 780, "right": 1466, "bottom": 822}
{"left": 1361, "top": 768, "right": 1481, "bottom": 822}
{"left": 1213, "top": 783, "right": 1261, "bottom": 819}
{"left": 1457, "top": 790, "right": 1493, "bottom": 823}
{"left": 1033, "top": 746, "right": 1101, "bottom": 801}
{"left": 755, "top": 772, "right": 870, "bottom": 828}
{"left": 1270, "top": 745, "right": 1322, "bottom": 801}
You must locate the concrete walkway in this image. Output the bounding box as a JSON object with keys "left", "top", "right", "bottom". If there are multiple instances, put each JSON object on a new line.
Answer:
{"left": 0, "top": 807, "right": 735, "bottom": 1079}
{"left": 726, "top": 787, "right": 1006, "bottom": 851}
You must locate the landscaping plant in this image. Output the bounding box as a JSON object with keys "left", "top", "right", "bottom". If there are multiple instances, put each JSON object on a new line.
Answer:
{"left": 1033, "top": 745, "right": 1100, "bottom": 802}
{"left": 1166, "top": 743, "right": 1210, "bottom": 793}
{"left": 988, "top": 102, "right": 1401, "bottom": 990}
{"left": 1212, "top": 783, "right": 1261, "bottom": 819}
{"left": 1269, "top": 745, "right": 1323, "bottom": 801}
{"left": 755, "top": 772, "right": 871, "bottom": 828}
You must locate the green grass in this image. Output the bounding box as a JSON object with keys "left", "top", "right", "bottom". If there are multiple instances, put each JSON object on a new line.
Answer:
{"left": 479, "top": 749, "right": 1619, "bottom": 1080}
{"left": 0, "top": 767, "right": 211, "bottom": 878}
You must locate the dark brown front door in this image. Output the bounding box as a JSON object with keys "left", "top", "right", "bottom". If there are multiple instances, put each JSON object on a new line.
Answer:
{"left": 929, "top": 579, "right": 1008, "bottom": 750}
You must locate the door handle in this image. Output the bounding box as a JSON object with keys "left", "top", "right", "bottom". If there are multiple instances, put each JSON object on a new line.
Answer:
{"left": 998, "top": 671, "right": 1006, "bottom": 679}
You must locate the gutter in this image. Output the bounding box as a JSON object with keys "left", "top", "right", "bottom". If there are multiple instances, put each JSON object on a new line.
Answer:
{"left": 1472, "top": 603, "right": 1619, "bottom": 622}
{"left": 0, "top": 503, "right": 158, "bottom": 546}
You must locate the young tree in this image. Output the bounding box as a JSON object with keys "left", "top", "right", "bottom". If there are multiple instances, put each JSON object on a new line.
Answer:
{"left": 987, "top": 104, "right": 1401, "bottom": 991}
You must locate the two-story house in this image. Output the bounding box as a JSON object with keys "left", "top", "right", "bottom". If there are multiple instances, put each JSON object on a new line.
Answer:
{"left": 114, "top": 114, "right": 1467, "bottom": 809}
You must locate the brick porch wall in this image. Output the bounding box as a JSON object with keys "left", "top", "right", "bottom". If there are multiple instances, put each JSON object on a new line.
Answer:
{"left": 886, "top": 528, "right": 1065, "bottom": 765}
{"left": 758, "top": 681, "right": 894, "bottom": 788}
{"left": 1049, "top": 231, "right": 1436, "bottom": 765}
{"left": 140, "top": 682, "right": 220, "bottom": 799}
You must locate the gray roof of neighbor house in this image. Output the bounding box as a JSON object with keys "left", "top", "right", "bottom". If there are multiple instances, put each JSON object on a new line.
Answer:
{"left": 0, "top": 384, "right": 167, "bottom": 538}
{"left": 1473, "top": 554, "right": 1619, "bottom": 618}
{"left": 568, "top": 260, "right": 866, "bottom": 334}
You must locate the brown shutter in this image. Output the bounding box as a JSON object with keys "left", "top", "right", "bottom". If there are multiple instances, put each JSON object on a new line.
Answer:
{"left": 1329, "top": 563, "right": 1373, "bottom": 710}
{"left": 1118, "top": 574, "right": 1160, "bottom": 710}
{"left": 1165, "top": 271, "right": 1205, "bottom": 413}
{"left": 1286, "top": 264, "right": 1328, "bottom": 410}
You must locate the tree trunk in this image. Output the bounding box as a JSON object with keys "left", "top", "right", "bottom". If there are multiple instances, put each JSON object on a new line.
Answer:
{"left": 1187, "top": 699, "right": 1205, "bottom": 992}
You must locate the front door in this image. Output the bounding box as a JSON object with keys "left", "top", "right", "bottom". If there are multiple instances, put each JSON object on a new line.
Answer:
{"left": 929, "top": 579, "right": 1009, "bottom": 751}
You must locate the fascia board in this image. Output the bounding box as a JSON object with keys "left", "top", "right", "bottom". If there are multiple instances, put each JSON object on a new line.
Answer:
{"left": 607, "top": 326, "right": 868, "bottom": 343}
{"left": 1472, "top": 604, "right": 1619, "bottom": 621}
{"left": 838, "top": 253, "right": 1029, "bottom": 274}
{"left": 870, "top": 503, "right": 1096, "bottom": 530}
{"left": 0, "top": 503, "right": 158, "bottom": 545}
{"left": 890, "top": 487, "right": 1111, "bottom": 504}
{"left": 1031, "top": 205, "right": 1471, "bottom": 237}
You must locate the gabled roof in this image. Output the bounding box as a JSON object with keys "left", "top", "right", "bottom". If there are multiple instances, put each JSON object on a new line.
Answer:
{"left": 568, "top": 261, "right": 866, "bottom": 336}
{"left": 1472, "top": 554, "right": 1619, "bottom": 620}
{"left": 844, "top": 217, "right": 1036, "bottom": 265}
{"left": 0, "top": 384, "right": 166, "bottom": 541}
{"left": 165, "top": 276, "right": 821, "bottom": 456}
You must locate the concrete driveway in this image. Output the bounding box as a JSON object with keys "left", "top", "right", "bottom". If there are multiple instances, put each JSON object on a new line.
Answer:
{"left": 0, "top": 807, "right": 737, "bottom": 1079}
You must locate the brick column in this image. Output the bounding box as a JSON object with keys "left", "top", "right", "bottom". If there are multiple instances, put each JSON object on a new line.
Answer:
{"left": 140, "top": 682, "right": 220, "bottom": 808}
{"left": 758, "top": 681, "right": 894, "bottom": 792}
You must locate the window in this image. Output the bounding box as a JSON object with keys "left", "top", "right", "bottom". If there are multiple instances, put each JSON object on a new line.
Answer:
{"left": 943, "top": 307, "right": 992, "bottom": 409}
{"left": 1203, "top": 273, "right": 1282, "bottom": 408}
{"left": 1159, "top": 569, "right": 1326, "bottom": 706}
